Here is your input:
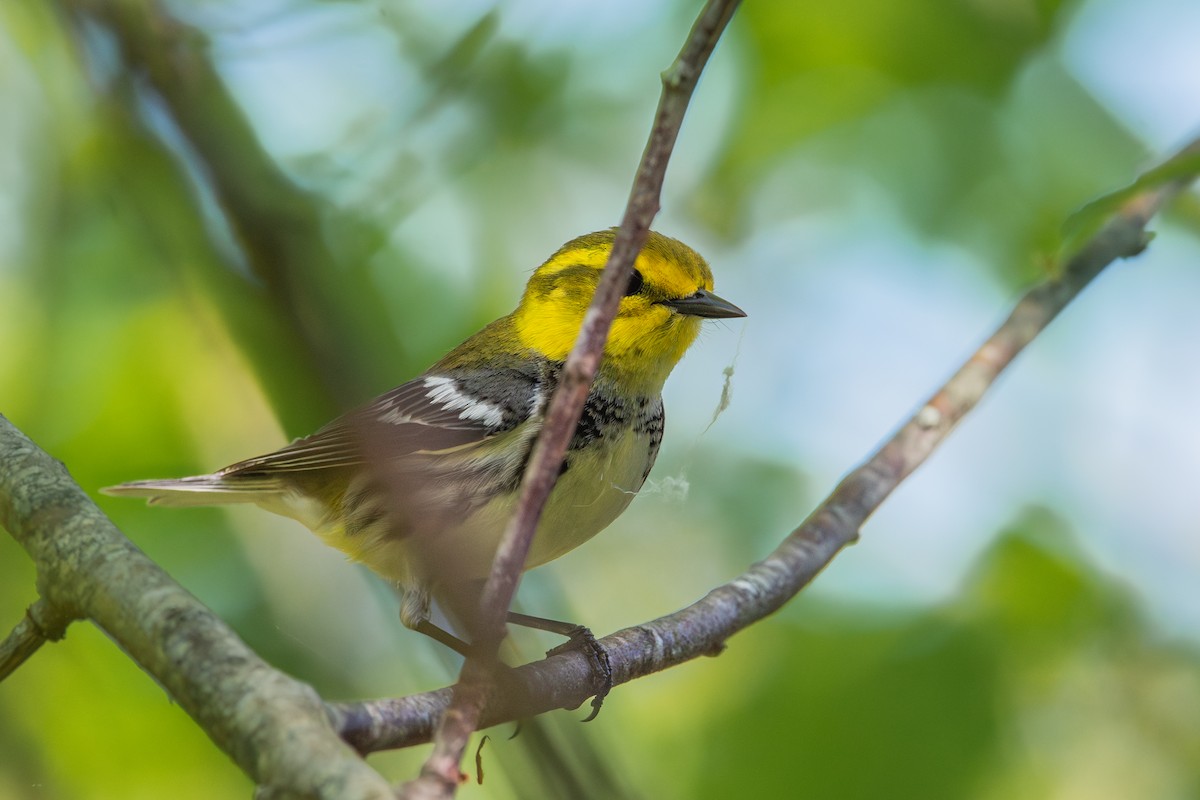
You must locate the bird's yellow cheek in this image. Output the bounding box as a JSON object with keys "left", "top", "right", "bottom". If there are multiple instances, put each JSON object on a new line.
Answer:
{"left": 605, "top": 310, "right": 700, "bottom": 381}
{"left": 607, "top": 306, "right": 669, "bottom": 354}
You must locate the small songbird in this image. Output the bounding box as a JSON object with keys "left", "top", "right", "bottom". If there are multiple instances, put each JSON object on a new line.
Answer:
{"left": 104, "top": 229, "right": 745, "bottom": 654}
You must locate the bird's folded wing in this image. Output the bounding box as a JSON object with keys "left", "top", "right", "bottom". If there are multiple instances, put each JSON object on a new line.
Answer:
{"left": 220, "top": 373, "right": 531, "bottom": 476}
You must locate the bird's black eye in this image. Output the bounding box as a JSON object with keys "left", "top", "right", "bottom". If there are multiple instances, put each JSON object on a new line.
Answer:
{"left": 624, "top": 268, "right": 644, "bottom": 297}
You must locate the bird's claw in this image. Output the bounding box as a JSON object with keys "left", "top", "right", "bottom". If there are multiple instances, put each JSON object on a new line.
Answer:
{"left": 545, "top": 625, "right": 612, "bottom": 721}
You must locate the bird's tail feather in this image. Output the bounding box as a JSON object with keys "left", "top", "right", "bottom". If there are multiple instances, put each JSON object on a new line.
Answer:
{"left": 101, "top": 474, "right": 284, "bottom": 508}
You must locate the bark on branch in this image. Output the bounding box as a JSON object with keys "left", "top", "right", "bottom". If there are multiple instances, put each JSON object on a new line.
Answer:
{"left": 0, "top": 416, "right": 395, "bottom": 800}
{"left": 0, "top": 598, "right": 73, "bottom": 682}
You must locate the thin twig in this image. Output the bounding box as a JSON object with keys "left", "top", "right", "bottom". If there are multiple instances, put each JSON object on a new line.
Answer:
{"left": 0, "top": 599, "right": 74, "bottom": 682}
{"left": 334, "top": 136, "right": 1200, "bottom": 754}
{"left": 402, "top": 1, "right": 742, "bottom": 797}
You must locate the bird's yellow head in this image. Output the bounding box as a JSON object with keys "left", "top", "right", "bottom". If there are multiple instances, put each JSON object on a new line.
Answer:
{"left": 514, "top": 230, "right": 745, "bottom": 393}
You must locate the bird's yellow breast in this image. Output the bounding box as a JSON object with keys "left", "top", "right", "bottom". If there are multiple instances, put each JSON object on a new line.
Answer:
{"left": 527, "top": 416, "right": 655, "bottom": 567}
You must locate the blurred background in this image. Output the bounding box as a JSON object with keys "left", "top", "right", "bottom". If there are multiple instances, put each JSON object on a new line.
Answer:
{"left": 2, "top": 0, "right": 1200, "bottom": 797}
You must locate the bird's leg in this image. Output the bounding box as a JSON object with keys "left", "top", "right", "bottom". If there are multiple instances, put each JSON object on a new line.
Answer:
{"left": 413, "top": 618, "right": 474, "bottom": 656}
{"left": 410, "top": 603, "right": 613, "bottom": 721}
{"left": 505, "top": 611, "right": 613, "bottom": 721}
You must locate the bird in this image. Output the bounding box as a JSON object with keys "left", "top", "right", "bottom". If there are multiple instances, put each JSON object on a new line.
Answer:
{"left": 104, "top": 229, "right": 745, "bottom": 663}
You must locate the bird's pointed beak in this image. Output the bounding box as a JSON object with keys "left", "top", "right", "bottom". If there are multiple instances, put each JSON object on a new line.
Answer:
{"left": 662, "top": 289, "right": 747, "bottom": 319}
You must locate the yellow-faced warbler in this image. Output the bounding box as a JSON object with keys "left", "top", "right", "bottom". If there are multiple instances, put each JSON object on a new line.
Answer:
{"left": 105, "top": 229, "right": 745, "bottom": 661}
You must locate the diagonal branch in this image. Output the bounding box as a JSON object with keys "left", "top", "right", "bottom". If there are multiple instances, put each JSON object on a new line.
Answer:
{"left": 404, "top": 1, "right": 743, "bottom": 796}
{"left": 333, "top": 136, "right": 1200, "bottom": 754}
{"left": 0, "top": 415, "right": 396, "bottom": 800}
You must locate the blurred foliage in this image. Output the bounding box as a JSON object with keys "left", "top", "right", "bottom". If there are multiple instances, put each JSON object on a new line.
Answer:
{"left": 1, "top": 0, "right": 1197, "bottom": 798}
{"left": 696, "top": 0, "right": 1144, "bottom": 276}
{"left": 687, "top": 510, "right": 1200, "bottom": 800}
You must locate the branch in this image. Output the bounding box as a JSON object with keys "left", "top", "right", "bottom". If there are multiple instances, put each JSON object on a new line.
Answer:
{"left": 404, "top": 1, "right": 742, "bottom": 796}
{"left": 0, "top": 599, "right": 73, "bottom": 682}
{"left": 0, "top": 416, "right": 396, "bottom": 800}
{"left": 333, "top": 136, "right": 1200, "bottom": 753}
